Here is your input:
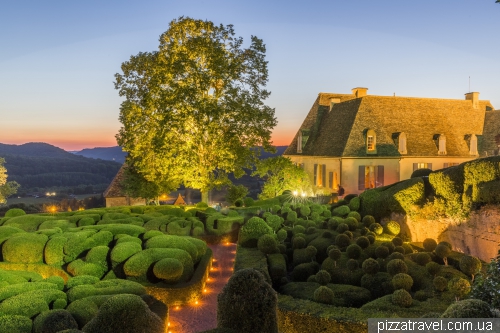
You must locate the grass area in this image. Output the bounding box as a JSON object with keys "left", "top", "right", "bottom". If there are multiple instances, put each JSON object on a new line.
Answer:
{"left": 6, "top": 194, "right": 98, "bottom": 206}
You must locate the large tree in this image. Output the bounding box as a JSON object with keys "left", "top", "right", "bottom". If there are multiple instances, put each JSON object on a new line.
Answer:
{"left": 115, "top": 17, "right": 277, "bottom": 202}
{"left": 252, "top": 156, "right": 312, "bottom": 200}
{"left": 0, "top": 158, "right": 20, "bottom": 204}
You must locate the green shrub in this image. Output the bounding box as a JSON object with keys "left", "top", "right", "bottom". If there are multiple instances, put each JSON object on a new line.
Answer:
{"left": 392, "top": 273, "right": 413, "bottom": 291}
{"left": 63, "top": 230, "right": 113, "bottom": 262}
{"left": 123, "top": 248, "right": 194, "bottom": 282}
{"left": 267, "top": 253, "right": 286, "bottom": 285}
{"left": 335, "top": 234, "right": 350, "bottom": 249}
{"left": 423, "top": 238, "right": 438, "bottom": 252}
{"left": 387, "top": 252, "right": 405, "bottom": 261}
{"left": 369, "top": 223, "right": 383, "bottom": 235}
{"left": 362, "top": 258, "right": 380, "bottom": 275}
{"left": 152, "top": 258, "right": 184, "bottom": 283}
{"left": 145, "top": 234, "right": 200, "bottom": 262}
{"left": 391, "top": 237, "right": 403, "bottom": 246}
{"left": 66, "top": 297, "right": 99, "bottom": 328}
{"left": 67, "top": 279, "right": 146, "bottom": 302}
{"left": 448, "top": 277, "right": 471, "bottom": 300}
{"left": 44, "top": 275, "right": 65, "bottom": 291}
{"left": 67, "top": 259, "right": 107, "bottom": 279}
{"left": 292, "top": 262, "right": 319, "bottom": 282}
{"left": 313, "top": 286, "right": 334, "bottom": 305}
{"left": 217, "top": 269, "right": 278, "bottom": 333}
{"left": 440, "top": 299, "right": 496, "bottom": 318}
{"left": 5, "top": 208, "right": 26, "bottom": 218}
{"left": 415, "top": 252, "right": 432, "bottom": 266}
{"left": 67, "top": 275, "right": 100, "bottom": 289}
{"left": 347, "top": 259, "right": 359, "bottom": 271}
{"left": 315, "top": 270, "right": 331, "bottom": 285}
{"left": 33, "top": 309, "right": 79, "bottom": 333}
{"left": 402, "top": 243, "right": 413, "bottom": 254}
{"left": 411, "top": 168, "right": 432, "bottom": 178}
{"left": 426, "top": 261, "right": 441, "bottom": 276}
{"left": 459, "top": 255, "right": 481, "bottom": 281}
{"left": 92, "top": 224, "right": 145, "bottom": 237}
{"left": 38, "top": 219, "right": 74, "bottom": 232}
{"left": 238, "top": 217, "right": 272, "bottom": 248}
{"left": 0, "top": 315, "right": 32, "bottom": 333}
{"left": 362, "top": 215, "right": 375, "bottom": 227}
{"left": 292, "top": 236, "right": 306, "bottom": 250}
{"left": 433, "top": 276, "right": 447, "bottom": 291}
{"left": 348, "top": 197, "right": 360, "bottom": 212}
{"left": 2, "top": 233, "right": 48, "bottom": 264}
{"left": 328, "top": 249, "right": 342, "bottom": 266}
{"left": 385, "top": 221, "right": 400, "bottom": 235}
{"left": 387, "top": 259, "right": 408, "bottom": 276}
{"left": 391, "top": 289, "right": 412, "bottom": 307}
{"left": 110, "top": 242, "right": 142, "bottom": 269}
{"left": 82, "top": 294, "right": 164, "bottom": 333}
{"left": 257, "top": 234, "right": 278, "bottom": 255}
{"left": 366, "top": 235, "right": 375, "bottom": 244}
{"left": 332, "top": 205, "right": 350, "bottom": 217}
{"left": 86, "top": 245, "right": 109, "bottom": 270}
{"left": 43, "top": 236, "right": 67, "bottom": 266}
{"left": 243, "top": 197, "right": 255, "bottom": 207}
{"left": 0, "top": 289, "right": 66, "bottom": 318}
{"left": 0, "top": 282, "right": 59, "bottom": 302}
{"left": 345, "top": 217, "right": 358, "bottom": 231}
{"left": 286, "top": 211, "right": 297, "bottom": 223}
{"left": 346, "top": 244, "right": 362, "bottom": 259}
{"left": 360, "top": 272, "right": 393, "bottom": 299}
{"left": 435, "top": 243, "right": 451, "bottom": 265}
{"left": 166, "top": 220, "right": 192, "bottom": 236}
{"left": 336, "top": 222, "right": 349, "bottom": 233}
{"left": 355, "top": 236, "right": 370, "bottom": 249}
{"left": 102, "top": 213, "right": 130, "bottom": 220}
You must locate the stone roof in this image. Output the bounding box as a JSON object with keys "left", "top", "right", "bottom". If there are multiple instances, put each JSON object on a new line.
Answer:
{"left": 103, "top": 165, "right": 126, "bottom": 198}
{"left": 284, "top": 92, "right": 494, "bottom": 158}
{"left": 481, "top": 110, "right": 500, "bottom": 155}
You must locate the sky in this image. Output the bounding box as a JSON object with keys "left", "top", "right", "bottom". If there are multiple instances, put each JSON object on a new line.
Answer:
{"left": 1, "top": 1, "right": 499, "bottom": 151}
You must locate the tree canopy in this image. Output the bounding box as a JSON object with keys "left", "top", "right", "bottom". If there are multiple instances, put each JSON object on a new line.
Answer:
{"left": 115, "top": 17, "right": 277, "bottom": 202}
{"left": 252, "top": 156, "right": 311, "bottom": 199}
{"left": 0, "top": 158, "right": 20, "bottom": 204}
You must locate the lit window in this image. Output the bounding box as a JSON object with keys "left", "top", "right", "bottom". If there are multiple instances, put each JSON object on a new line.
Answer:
{"left": 366, "top": 129, "right": 377, "bottom": 154}
{"left": 367, "top": 136, "right": 375, "bottom": 150}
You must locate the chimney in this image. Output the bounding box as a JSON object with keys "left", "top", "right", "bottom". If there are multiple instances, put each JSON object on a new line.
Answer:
{"left": 352, "top": 87, "right": 368, "bottom": 98}
{"left": 465, "top": 92, "right": 479, "bottom": 109}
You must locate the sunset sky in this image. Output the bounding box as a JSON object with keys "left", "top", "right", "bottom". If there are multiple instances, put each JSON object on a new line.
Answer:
{"left": 1, "top": 1, "right": 499, "bottom": 151}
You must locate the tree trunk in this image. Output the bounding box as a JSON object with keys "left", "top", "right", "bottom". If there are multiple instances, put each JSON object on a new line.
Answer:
{"left": 201, "top": 190, "right": 209, "bottom": 204}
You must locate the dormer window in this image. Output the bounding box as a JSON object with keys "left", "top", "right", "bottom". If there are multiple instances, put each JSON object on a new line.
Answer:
{"left": 438, "top": 134, "right": 447, "bottom": 155}
{"left": 469, "top": 134, "right": 478, "bottom": 156}
{"left": 329, "top": 98, "right": 340, "bottom": 111}
{"left": 365, "top": 129, "right": 377, "bottom": 154}
{"left": 398, "top": 132, "right": 407, "bottom": 154}
{"left": 297, "top": 132, "right": 303, "bottom": 153}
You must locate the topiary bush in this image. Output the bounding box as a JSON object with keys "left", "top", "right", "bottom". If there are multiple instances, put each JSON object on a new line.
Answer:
{"left": 33, "top": 309, "right": 79, "bottom": 333}
{"left": 435, "top": 243, "right": 451, "bottom": 265}
{"left": 257, "top": 234, "right": 279, "bottom": 255}
{"left": 391, "top": 289, "right": 412, "bottom": 308}
{"left": 392, "top": 273, "right": 413, "bottom": 291}
{"left": 110, "top": 242, "right": 142, "bottom": 269}
{"left": 415, "top": 252, "right": 432, "bottom": 266}
{"left": 433, "top": 276, "right": 447, "bottom": 292}
{"left": 82, "top": 294, "right": 164, "bottom": 333}
{"left": 459, "top": 255, "right": 481, "bottom": 281}
{"left": 440, "top": 299, "right": 496, "bottom": 318}
{"left": 315, "top": 270, "right": 331, "bottom": 286}
{"left": 369, "top": 223, "right": 383, "bottom": 235}
{"left": 332, "top": 205, "right": 350, "bottom": 217}
{"left": 346, "top": 259, "right": 359, "bottom": 271}
{"left": 423, "top": 238, "right": 438, "bottom": 252}
{"left": 217, "top": 268, "right": 278, "bottom": 333}
{"left": 4, "top": 208, "right": 26, "bottom": 218}
{"left": 0, "top": 315, "right": 32, "bottom": 333}
{"left": 344, "top": 217, "right": 358, "bottom": 231}
{"left": 335, "top": 233, "right": 350, "bottom": 249}
{"left": 385, "top": 221, "right": 400, "bottom": 235}
{"left": 362, "top": 258, "right": 380, "bottom": 275}
{"left": 153, "top": 258, "right": 184, "bottom": 283}
{"left": 346, "top": 244, "right": 362, "bottom": 259}
{"left": 426, "top": 261, "right": 441, "bottom": 276}
{"left": 2, "top": 233, "right": 49, "bottom": 264}
{"left": 386, "top": 259, "right": 408, "bottom": 276}
{"left": 375, "top": 246, "right": 390, "bottom": 259}
{"left": 362, "top": 215, "right": 375, "bottom": 227}
{"left": 356, "top": 236, "right": 370, "bottom": 249}
{"left": 348, "top": 197, "right": 360, "bottom": 212}
{"left": 313, "top": 286, "right": 334, "bottom": 305}
{"left": 238, "top": 217, "right": 273, "bottom": 248}
{"left": 448, "top": 277, "right": 471, "bottom": 301}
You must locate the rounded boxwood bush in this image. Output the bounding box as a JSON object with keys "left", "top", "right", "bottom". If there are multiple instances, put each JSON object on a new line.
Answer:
{"left": 435, "top": 243, "right": 452, "bottom": 265}
{"left": 459, "top": 255, "right": 481, "bottom": 280}
{"left": 356, "top": 236, "right": 370, "bottom": 249}
{"left": 66, "top": 275, "right": 100, "bottom": 289}
{"left": 448, "top": 277, "right": 471, "bottom": 300}
{"left": 292, "top": 236, "right": 306, "bottom": 250}
{"left": 346, "top": 259, "right": 359, "bottom": 271}
{"left": 387, "top": 252, "right": 405, "bottom": 261}
{"left": 153, "top": 258, "right": 184, "bottom": 283}
{"left": 44, "top": 236, "right": 67, "bottom": 266}
{"left": 382, "top": 241, "right": 395, "bottom": 253}
{"left": 346, "top": 244, "right": 362, "bottom": 259}
{"left": 145, "top": 234, "right": 201, "bottom": 263}
{"left": 402, "top": 243, "right": 413, "bottom": 254}
{"left": 332, "top": 205, "right": 350, "bottom": 217}
{"left": 366, "top": 235, "right": 375, "bottom": 244}
{"left": 386, "top": 259, "right": 408, "bottom": 276}
{"left": 276, "top": 229, "right": 287, "bottom": 243}
{"left": 335, "top": 234, "right": 350, "bottom": 249}
{"left": 375, "top": 246, "right": 389, "bottom": 259}
{"left": 394, "top": 246, "right": 405, "bottom": 254}
{"left": 0, "top": 315, "right": 32, "bottom": 333}
{"left": 82, "top": 294, "right": 164, "bottom": 333}
{"left": 362, "top": 258, "right": 380, "bottom": 275}
{"left": 433, "top": 276, "right": 447, "bottom": 292}
{"left": 258, "top": 234, "right": 279, "bottom": 255}
{"left": 292, "top": 262, "right": 318, "bottom": 282}
{"left": 441, "top": 299, "right": 495, "bottom": 318}
{"left": 385, "top": 221, "right": 400, "bottom": 235}
{"left": 238, "top": 217, "right": 272, "bottom": 248}
{"left": 345, "top": 217, "right": 358, "bottom": 231}
{"left": 315, "top": 270, "right": 331, "bottom": 285}
{"left": 347, "top": 211, "right": 361, "bottom": 223}
{"left": 313, "top": 286, "right": 334, "bottom": 305}
{"left": 5, "top": 208, "right": 26, "bottom": 218}
{"left": 348, "top": 197, "right": 360, "bottom": 212}
{"left": 426, "top": 261, "right": 441, "bottom": 276}
{"left": 415, "top": 252, "right": 432, "bottom": 266}
{"left": 343, "top": 230, "right": 353, "bottom": 239}
{"left": 336, "top": 223, "right": 349, "bottom": 233}
{"left": 217, "top": 269, "right": 278, "bottom": 333}
{"left": 423, "top": 238, "right": 438, "bottom": 252}
{"left": 391, "top": 289, "right": 412, "bottom": 308}
{"left": 110, "top": 242, "right": 142, "bottom": 269}
{"left": 392, "top": 273, "right": 413, "bottom": 291}
{"left": 34, "top": 309, "right": 79, "bottom": 333}
{"left": 362, "top": 215, "right": 375, "bottom": 227}
{"left": 328, "top": 248, "right": 342, "bottom": 262}
{"left": 243, "top": 197, "right": 255, "bottom": 207}
{"left": 2, "top": 233, "right": 48, "bottom": 264}
{"left": 369, "top": 223, "right": 383, "bottom": 235}
{"left": 391, "top": 237, "right": 403, "bottom": 247}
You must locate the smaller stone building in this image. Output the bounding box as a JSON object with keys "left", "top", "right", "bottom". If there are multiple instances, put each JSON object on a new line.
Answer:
{"left": 103, "top": 165, "right": 146, "bottom": 207}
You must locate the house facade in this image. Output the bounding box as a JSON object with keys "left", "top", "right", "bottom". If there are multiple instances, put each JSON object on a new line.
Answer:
{"left": 103, "top": 165, "right": 146, "bottom": 207}
{"left": 283, "top": 87, "right": 499, "bottom": 196}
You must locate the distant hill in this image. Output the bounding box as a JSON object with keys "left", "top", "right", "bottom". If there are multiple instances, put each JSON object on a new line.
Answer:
{"left": 0, "top": 143, "right": 122, "bottom": 193}
{"left": 72, "top": 146, "right": 127, "bottom": 164}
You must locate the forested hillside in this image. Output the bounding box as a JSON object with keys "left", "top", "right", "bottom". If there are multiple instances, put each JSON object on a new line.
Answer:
{"left": 0, "top": 143, "right": 121, "bottom": 193}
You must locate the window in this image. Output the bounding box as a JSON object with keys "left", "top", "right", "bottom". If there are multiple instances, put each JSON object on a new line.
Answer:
{"left": 314, "top": 164, "right": 326, "bottom": 187}
{"left": 365, "top": 129, "right": 377, "bottom": 154}
{"left": 398, "top": 132, "right": 407, "bottom": 154}
{"left": 438, "top": 134, "right": 446, "bottom": 155}
{"left": 443, "top": 163, "right": 459, "bottom": 168}
{"left": 297, "top": 132, "right": 302, "bottom": 153}
{"left": 328, "top": 171, "right": 339, "bottom": 191}
{"left": 469, "top": 134, "right": 478, "bottom": 156}
{"left": 413, "top": 163, "right": 432, "bottom": 171}
{"left": 358, "top": 165, "right": 384, "bottom": 190}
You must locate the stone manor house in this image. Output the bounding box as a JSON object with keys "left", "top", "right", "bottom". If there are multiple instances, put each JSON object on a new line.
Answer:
{"left": 283, "top": 87, "right": 500, "bottom": 196}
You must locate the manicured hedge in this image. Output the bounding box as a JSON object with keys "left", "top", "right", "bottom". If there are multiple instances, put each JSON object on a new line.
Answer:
{"left": 3, "top": 215, "right": 54, "bottom": 232}
{"left": 238, "top": 217, "right": 273, "bottom": 248}
{"left": 66, "top": 275, "right": 100, "bottom": 289}
{"left": 110, "top": 242, "right": 142, "bottom": 269}
{"left": 44, "top": 236, "right": 68, "bottom": 266}
{"left": 0, "top": 289, "right": 66, "bottom": 318}
{"left": 0, "top": 282, "right": 59, "bottom": 302}
{"left": 66, "top": 279, "right": 146, "bottom": 302}
{"left": 2, "top": 233, "right": 48, "bottom": 264}
{"left": 0, "top": 315, "right": 32, "bottom": 333}
{"left": 145, "top": 235, "right": 201, "bottom": 263}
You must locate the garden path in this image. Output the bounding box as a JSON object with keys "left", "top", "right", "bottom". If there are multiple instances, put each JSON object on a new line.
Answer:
{"left": 167, "top": 242, "right": 237, "bottom": 333}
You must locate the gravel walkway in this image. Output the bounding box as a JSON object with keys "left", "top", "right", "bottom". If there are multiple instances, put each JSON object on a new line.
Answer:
{"left": 167, "top": 242, "right": 237, "bottom": 333}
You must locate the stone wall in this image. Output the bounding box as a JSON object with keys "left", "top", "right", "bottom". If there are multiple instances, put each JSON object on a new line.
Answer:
{"left": 105, "top": 196, "right": 146, "bottom": 207}
{"left": 395, "top": 206, "right": 500, "bottom": 262}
